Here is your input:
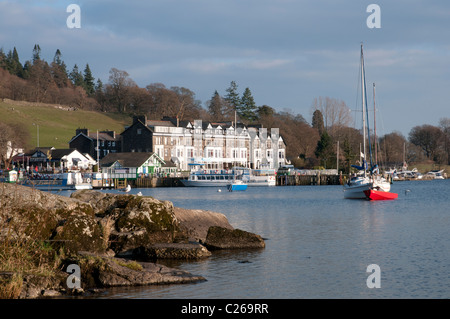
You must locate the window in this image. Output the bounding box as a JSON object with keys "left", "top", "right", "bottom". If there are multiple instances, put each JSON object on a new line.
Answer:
{"left": 137, "top": 129, "right": 142, "bottom": 135}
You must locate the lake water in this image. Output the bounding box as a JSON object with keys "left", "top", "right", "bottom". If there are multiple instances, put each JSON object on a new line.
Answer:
{"left": 61, "top": 179, "right": 450, "bottom": 299}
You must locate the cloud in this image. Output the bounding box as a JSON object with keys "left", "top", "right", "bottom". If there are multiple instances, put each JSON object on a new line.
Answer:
{"left": 1, "top": 0, "right": 450, "bottom": 136}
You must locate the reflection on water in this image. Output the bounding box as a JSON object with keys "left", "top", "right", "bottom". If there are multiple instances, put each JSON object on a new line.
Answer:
{"left": 58, "top": 180, "right": 450, "bottom": 298}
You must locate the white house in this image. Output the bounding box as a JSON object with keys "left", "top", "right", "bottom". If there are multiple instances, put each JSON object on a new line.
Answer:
{"left": 50, "top": 149, "right": 93, "bottom": 170}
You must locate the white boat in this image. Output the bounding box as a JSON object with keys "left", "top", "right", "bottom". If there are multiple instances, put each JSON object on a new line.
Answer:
{"left": 180, "top": 169, "right": 237, "bottom": 187}
{"left": 181, "top": 167, "right": 276, "bottom": 187}
{"left": 343, "top": 44, "right": 390, "bottom": 199}
{"left": 241, "top": 168, "right": 276, "bottom": 187}
{"left": 344, "top": 175, "right": 372, "bottom": 199}
{"left": 23, "top": 172, "right": 93, "bottom": 191}
{"left": 426, "top": 169, "right": 445, "bottom": 179}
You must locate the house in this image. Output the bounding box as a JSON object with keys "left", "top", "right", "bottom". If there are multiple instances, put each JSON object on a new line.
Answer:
{"left": 99, "top": 152, "right": 166, "bottom": 179}
{"left": 18, "top": 147, "right": 55, "bottom": 172}
{"left": 120, "top": 116, "right": 154, "bottom": 153}
{"left": 69, "top": 128, "right": 121, "bottom": 160}
{"left": 49, "top": 149, "right": 94, "bottom": 171}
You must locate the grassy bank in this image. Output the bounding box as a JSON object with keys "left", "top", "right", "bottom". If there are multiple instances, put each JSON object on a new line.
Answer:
{"left": 0, "top": 99, "right": 131, "bottom": 149}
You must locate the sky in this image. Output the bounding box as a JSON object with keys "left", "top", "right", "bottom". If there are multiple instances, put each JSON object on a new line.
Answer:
{"left": 1, "top": 0, "right": 449, "bottom": 137}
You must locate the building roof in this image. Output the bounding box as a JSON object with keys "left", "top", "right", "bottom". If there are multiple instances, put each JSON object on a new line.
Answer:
{"left": 50, "top": 148, "right": 80, "bottom": 160}
{"left": 69, "top": 131, "right": 120, "bottom": 144}
{"left": 100, "top": 152, "right": 165, "bottom": 168}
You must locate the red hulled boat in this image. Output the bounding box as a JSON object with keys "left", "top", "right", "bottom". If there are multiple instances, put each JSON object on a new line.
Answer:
{"left": 364, "top": 189, "right": 398, "bottom": 201}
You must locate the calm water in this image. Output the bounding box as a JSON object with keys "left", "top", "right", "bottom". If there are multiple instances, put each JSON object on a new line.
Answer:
{"left": 61, "top": 179, "right": 450, "bottom": 298}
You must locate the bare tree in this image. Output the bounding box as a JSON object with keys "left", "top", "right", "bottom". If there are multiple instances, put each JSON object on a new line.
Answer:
{"left": 311, "top": 97, "right": 352, "bottom": 132}
{"left": 107, "top": 68, "right": 136, "bottom": 113}
{"left": 0, "top": 122, "right": 29, "bottom": 169}
{"left": 409, "top": 124, "right": 444, "bottom": 162}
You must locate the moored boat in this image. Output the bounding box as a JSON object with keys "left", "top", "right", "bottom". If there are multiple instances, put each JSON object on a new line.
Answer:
{"left": 181, "top": 167, "right": 275, "bottom": 187}
{"left": 364, "top": 189, "right": 398, "bottom": 200}
{"left": 227, "top": 180, "right": 248, "bottom": 191}
{"left": 343, "top": 43, "right": 391, "bottom": 199}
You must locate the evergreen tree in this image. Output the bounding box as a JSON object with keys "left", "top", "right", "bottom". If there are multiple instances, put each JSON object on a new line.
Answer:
{"left": 239, "top": 87, "right": 257, "bottom": 122}
{"left": 224, "top": 80, "right": 240, "bottom": 111}
{"left": 207, "top": 90, "right": 226, "bottom": 121}
{"left": 69, "top": 64, "right": 84, "bottom": 87}
{"left": 51, "top": 49, "right": 70, "bottom": 88}
{"left": 53, "top": 49, "right": 63, "bottom": 65}
{"left": 22, "top": 60, "right": 32, "bottom": 79}
{"left": 95, "top": 78, "right": 103, "bottom": 93}
{"left": 312, "top": 109, "right": 325, "bottom": 135}
{"left": 32, "top": 44, "right": 41, "bottom": 64}
{"left": 0, "top": 49, "right": 6, "bottom": 70}
{"left": 83, "top": 63, "right": 95, "bottom": 96}
{"left": 315, "top": 131, "right": 334, "bottom": 168}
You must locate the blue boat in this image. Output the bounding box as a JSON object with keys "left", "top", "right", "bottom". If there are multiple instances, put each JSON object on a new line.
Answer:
{"left": 227, "top": 180, "right": 248, "bottom": 191}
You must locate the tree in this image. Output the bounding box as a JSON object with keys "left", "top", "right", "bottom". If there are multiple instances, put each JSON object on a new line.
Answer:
{"left": 83, "top": 64, "right": 95, "bottom": 96}
{"left": 0, "top": 122, "right": 29, "bottom": 169}
{"left": 28, "top": 59, "right": 55, "bottom": 102}
{"left": 409, "top": 124, "right": 444, "bottom": 162}
{"left": 51, "top": 49, "right": 70, "bottom": 88}
{"left": 312, "top": 109, "right": 325, "bottom": 136}
{"left": 107, "top": 68, "right": 136, "bottom": 113}
{"left": 69, "top": 64, "right": 84, "bottom": 87}
{"left": 239, "top": 87, "right": 258, "bottom": 122}
{"left": 439, "top": 117, "right": 450, "bottom": 164}
{"left": 207, "top": 90, "right": 227, "bottom": 121}
{"left": 311, "top": 96, "right": 351, "bottom": 131}
{"left": 4, "top": 47, "right": 24, "bottom": 78}
{"left": 378, "top": 131, "right": 407, "bottom": 166}
{"left": 170, "top": 86, "right": 202, "bottom": 121}
{"left": 315, "top": 131, "right": 334, "bottom": 168}
{"left": 32, "top": 44, "right": 41, "bottom": 64}
{"left": 224, "top": 80, "right": 241, "bottom": 115}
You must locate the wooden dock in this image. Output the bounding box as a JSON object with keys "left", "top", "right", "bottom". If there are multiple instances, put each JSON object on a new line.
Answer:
{"left": 277, "top": 174, "right": 344, "bottom": 186}
{"left": 133, "top": 177, "right": 186, "bottom": 188}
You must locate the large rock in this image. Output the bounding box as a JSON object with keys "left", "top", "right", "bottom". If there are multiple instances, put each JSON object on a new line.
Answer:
{"left": 204, "top": 226, "right": 266, "bottom": 250}
{"left": 131, "top": 242, "right": 212, "bottom": 261}
{"left": 71, "top": 190, "right": 178, "bottom": 254}
{"left": 173, "top": 207, "right": 233, "bottom": 243}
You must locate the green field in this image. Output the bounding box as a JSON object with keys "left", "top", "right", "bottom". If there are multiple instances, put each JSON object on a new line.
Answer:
{"left": 0, "top": 99, "right": 132, "bottom": 150}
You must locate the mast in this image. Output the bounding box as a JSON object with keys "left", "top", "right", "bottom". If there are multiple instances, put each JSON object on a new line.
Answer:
{"left": 373, "top": 83, "right": 377, "bottom": 165}
{"left": 360, "top": 43, "right": 373, "bottom": 176}
{"left": 360, "top": 44, "right": 367, "bottom": 177}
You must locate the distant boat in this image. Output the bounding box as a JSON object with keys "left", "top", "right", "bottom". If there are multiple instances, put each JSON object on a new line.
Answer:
{"left": 227, "top": 179, "right": 247, "bottom": 192}
{"left": 22, "top": 172, "right": 92, "bottom": 191}
{"left": 425, "top": 170, "right": 445, "bottom": 180}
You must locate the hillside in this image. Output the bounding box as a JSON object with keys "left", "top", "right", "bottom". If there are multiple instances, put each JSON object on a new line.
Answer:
{"left": 0, "top": 99, "right": 132, "bottom": 150}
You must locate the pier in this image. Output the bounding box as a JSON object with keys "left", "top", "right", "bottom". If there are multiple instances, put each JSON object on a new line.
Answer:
{"left": 277, "top": 173, "right": 344, "bottom": 186}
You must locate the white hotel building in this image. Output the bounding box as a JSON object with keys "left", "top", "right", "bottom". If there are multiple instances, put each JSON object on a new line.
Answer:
{"left": 121, "top": 116, "right": 287, "bottom": 171}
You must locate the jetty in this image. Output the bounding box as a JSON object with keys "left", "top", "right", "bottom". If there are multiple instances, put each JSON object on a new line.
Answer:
{"left": 277, "top": 173, "right": 343, "bottom": 186}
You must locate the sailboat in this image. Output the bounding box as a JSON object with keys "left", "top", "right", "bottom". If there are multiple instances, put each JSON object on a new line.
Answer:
{"left": 227, "top": 111, "right": 247, "bottom": 192}
{"left": 343, "top": 44, "right": 392, "bottom": 199}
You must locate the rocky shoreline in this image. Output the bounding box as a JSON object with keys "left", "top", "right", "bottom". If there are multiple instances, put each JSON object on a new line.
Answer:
{"left": 0, "top": 183, "right": 265, "bottom": 299}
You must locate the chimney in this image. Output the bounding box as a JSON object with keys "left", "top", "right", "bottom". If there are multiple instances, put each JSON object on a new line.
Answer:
{"left": 76, "top": 128, "right": 89, "bottom": 136}
{"left": 133, "top": 115, "right": 147, "bottom": 125}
